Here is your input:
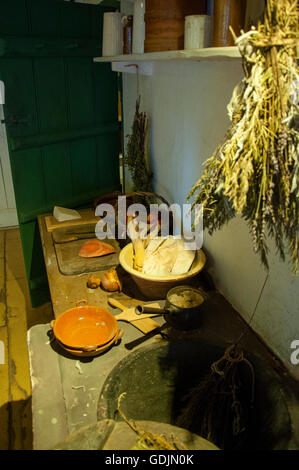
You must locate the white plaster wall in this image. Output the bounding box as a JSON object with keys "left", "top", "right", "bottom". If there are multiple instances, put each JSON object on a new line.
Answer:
{"left": 122, "top": 60, "right": 299, "bottom": 380}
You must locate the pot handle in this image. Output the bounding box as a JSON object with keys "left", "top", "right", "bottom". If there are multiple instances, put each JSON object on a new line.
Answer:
{"left": 76, "top": 299, "right": 88, "bottom": 307}
{"left": 115, "top": 328, "right": 124, "bottom": 344}
{"left": 135, "top": 305, "right": 167, "bottom": 315}
{"left": 124, "top": 323, "right": 168, "bottom": 351}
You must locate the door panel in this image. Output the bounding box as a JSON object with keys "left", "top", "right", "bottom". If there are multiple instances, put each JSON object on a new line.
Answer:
{"left": 70, "top": 137, "right": 98, "bottom": 194}
{"left": 28, "top": 0, "right": 61, "bottom": 37}
{"left": 0, "top": 0, "right": 28, "bottom": 35}
{"left": 0, "top": 58, "right": 38, "bottom": 137}
{"left": 34, "top": 58, "right": 68, "bottom": 132}
{"left": 94, "top": 63, "right": 119, "bottom": 124}
{"left": 96, "top": 133, "right": 120, "bottom": 188}
{"left": 60, "top": 2, "right": 93, "bottom": 38}
{"left": 42, "top": 142, "right": 72, "bottom": 202}
{"left": 20, "top": 220, "right": 49, "bottom": 306}
{"left": 1, "top": 0, "right": 121, "bottom": 306}
{"left": 65, "top": 58, "right": 95, "bottom": 128}
{"left": 12, "top": 148, "right": 46, "bottom": 217}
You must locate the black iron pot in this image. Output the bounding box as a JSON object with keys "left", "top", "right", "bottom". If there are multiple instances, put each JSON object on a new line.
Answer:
{"left": 135, "top": 285, "right": 208, "bottom": 330}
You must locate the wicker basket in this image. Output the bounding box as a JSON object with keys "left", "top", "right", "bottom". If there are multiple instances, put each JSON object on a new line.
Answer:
{"left": 94, "top": 191, "right": 170, "bottom": 212}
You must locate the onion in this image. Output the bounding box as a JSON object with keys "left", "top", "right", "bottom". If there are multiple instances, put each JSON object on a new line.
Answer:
{"left": 87, "top": 275, "right": 101, "bottom": 289}
{"left": 101, "top": 269, "right": 122, "bottom": 292}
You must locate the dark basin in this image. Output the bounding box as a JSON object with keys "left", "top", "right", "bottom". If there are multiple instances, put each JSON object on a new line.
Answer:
{"left": 97, "top": 340, "right": 297, "bottom": 450}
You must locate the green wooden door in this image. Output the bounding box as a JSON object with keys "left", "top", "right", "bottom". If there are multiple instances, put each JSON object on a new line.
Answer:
{"left": 0, "top": 0, "right": 121, "bottom": 307}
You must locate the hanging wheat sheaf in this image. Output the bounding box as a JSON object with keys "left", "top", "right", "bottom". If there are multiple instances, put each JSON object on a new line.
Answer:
{"left": 187, "top": 0, "right": 299, "bottom": 273}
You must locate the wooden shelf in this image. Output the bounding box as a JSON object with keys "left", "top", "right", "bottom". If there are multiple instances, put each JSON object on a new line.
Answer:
{"left": 94, "top": 47, "right": 241, "bottom": 75}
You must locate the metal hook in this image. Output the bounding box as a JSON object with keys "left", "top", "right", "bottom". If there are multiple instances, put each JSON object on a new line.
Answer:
{"left": 125, "top": 64, "right": 140, "bottom": 98}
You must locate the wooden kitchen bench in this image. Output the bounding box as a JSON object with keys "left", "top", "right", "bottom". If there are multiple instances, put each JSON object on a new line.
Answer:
{"left": 37, "top": 212, "right": 146, "bottom": 318}
{"left": 28, "top": 213, "right": 165, "bottom": 450}
{"left": 30, "top": 213, "right": 299, "bottom": 450}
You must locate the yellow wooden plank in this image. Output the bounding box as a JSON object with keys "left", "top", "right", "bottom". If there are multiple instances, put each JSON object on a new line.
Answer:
{"left": 6, "top": 279, "right": 31, "bottom": 396}
{"left": 6, "top": 278, "right": 32, "bottom": 449}
{"left": 0, "top": 231, "right": 4, "bottom": 259}
{"left": 5, "top": 228, "right": 21, "bottom": 243}
{"left": 0, "top": 326, "right": 9, "bottom": 450}
{"left": 0, "top": 256, "right": 6, "bottom": 327}
{"left": 6, "top": 235, "right": 26, "bottom": 281}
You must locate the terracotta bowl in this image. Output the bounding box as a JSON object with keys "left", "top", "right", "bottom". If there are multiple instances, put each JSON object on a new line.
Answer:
{"left": 119, "top": 242, "right": 206, "bottom": 300}
{"left": 51, "top": 305, "right": 119, "bottom": 352}
{"left": 55, "top": 329, "right": 124, "bottom": 357}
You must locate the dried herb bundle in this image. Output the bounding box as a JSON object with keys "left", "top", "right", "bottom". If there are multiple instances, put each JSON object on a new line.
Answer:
{"left": 177, "top": 345, "right": 255, "bottom": 450}
{"left": 187, "top": 0, "right": 299, "bottom": 273}
{"left": 117, "top": 393, "right": 187, "bottom": 450}
{"left": 125, "top": 96, "right": 153, "bottom": 195}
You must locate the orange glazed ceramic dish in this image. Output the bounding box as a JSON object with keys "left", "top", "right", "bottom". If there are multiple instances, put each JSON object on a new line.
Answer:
{"left": 52, "top": 306, "right": 119, "bottom": 350}
{"left": 79, "top": 239, "right": 116, "bottom": 258}
{"left": 55, "top": 329, "right": 124, "bottom": 357}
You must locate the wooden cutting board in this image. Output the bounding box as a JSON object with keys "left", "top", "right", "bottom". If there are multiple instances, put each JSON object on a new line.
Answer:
{"left": 52, "top": 224, "right": 96, "bottom": 244}
{"left": 45, "top": 208, "right": 100, "bottom": 232}
{"left": 108, "top": 298, "right": 163, "bottom": 334}
{"left": 54, "top": 238, "right": 120, "bottom": 275}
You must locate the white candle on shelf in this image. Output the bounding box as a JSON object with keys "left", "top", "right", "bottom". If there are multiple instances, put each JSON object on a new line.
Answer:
{"left": 102, "top": 12, "right": 123, "bottom": 57}
{"left": 132, "top": 0, "right": 145, "bottom": 54}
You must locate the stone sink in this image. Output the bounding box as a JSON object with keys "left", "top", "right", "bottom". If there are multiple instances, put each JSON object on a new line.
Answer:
{"left": 97, "top": 339, "right": 299, "bottom": 450}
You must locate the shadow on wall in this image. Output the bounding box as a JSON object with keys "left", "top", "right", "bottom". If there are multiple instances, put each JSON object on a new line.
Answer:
{"left": 0, "top": 397, "right": 33, "bottom": 450}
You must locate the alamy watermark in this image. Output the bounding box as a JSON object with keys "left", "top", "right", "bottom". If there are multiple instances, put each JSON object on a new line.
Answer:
{"left": 290, "top": 340, "right": 299, "bottom": 365}
{"left": 94, "top": 196, "right": 203, "bottom": 250}
{"left": 0, "top": 80, "right": 4, "bottom": 105}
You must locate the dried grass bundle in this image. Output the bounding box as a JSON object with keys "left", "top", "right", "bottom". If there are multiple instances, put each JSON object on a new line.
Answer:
{"left": 187, "top": 0, "right": 299, "bottom": 273}
{"left": 125, "top": 96, "right": 153, "bottom": 194}
{"left": 117, "top": 393, "right": 187, "bottom": 450}
{"left": 177, "top": 345, "right": 255, "bottom": 450}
